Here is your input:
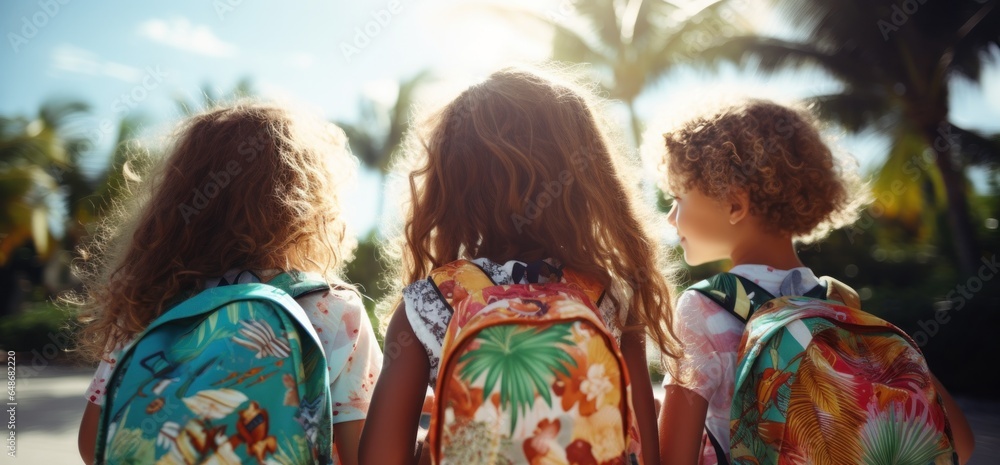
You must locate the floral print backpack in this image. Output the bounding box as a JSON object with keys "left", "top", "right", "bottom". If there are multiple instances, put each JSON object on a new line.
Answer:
{"left": 426, "top": 260, "right": 643, "bottom": 465}
{"left": 691, "top": 272, "right": 957, "bottom": 465}
{"left": 94, "top": 271, "right": 334, "bottom": 464}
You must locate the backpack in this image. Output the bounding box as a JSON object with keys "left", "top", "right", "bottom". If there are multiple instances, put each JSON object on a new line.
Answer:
{"left": 95, "top": 271, "right": 334, "bottom": 464}
{"left": 426, "top": 259, "right": 643, "bottom": 465}
{"left": 690, "top": 272, "right": 957, "bottom": 465}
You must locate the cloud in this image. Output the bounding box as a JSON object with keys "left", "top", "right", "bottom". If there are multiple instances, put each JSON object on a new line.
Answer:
{"left": 138, "top": 17, "right": 237, "bottom": 57}
{"left": 51, "top": 44, "right": 143, "bottom": 82}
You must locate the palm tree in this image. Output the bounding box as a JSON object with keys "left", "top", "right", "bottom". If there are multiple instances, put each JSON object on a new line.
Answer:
{"left": 336, "top": 72, "right": 428, "bottom": 338}
{"left": 702, "top": 0, "right": 1000, "bottom": 274}
{"left": 486, "top": 0, "right": 752, "bottom": 146}
{"left": 0, "top": 100, "right": 92, "bottom": 314}
{"left": 0, "top": 100, "right": 92, "bottom": 262}
{"left": 336, "top": 71, "right": 430, "bottom": 228}
{"left": 174, "top": 78, "right": 256, "bottom": 117}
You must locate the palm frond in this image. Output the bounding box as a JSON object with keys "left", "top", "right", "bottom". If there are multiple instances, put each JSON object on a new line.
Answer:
{"left": 38, "top": 100, "right": 90, "bottom": 130}
{"left": 652, "top": 0, "right": 749, "bottom": 67}
{"left": 700, "top": 35, "right": 881, "bottom": 85}
{"left": 949, "top": 123, "right": 1000, "bottom": 167}
{"left": 785, "top": 342, "right": 866, "bottom": 464}
{"left": 457, "top": 323, "right": 576, "bottom": 433}
{"left": 859, "top": 402, "right": 951, "bottom": 465}
{"left": 807, "top": 90, "right": 896, "bottom": 133}
{"left": 570, "top": 0, "right": 624, "bottom": 54}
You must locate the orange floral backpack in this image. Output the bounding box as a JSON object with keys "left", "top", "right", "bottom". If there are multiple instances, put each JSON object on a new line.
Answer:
{"left": 426, "top": 259, "right": 643, "bottom": 465}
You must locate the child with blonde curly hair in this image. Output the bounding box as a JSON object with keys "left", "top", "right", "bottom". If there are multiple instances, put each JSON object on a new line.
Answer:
{"left": 654, "top": 99, "right": 973, "bottom": 464}
{"left": 74, "top": 101, "right": 382, "bottom": 465}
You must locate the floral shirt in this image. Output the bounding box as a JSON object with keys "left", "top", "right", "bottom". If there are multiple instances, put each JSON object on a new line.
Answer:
{"left": 85, "top": 269, "right": 383, "bottom": 428}
{"left": 403, "top": 257, "right": 624, "bottom": 386}
{"left": 662, "top": 265, "right": 821, "bottom": 465}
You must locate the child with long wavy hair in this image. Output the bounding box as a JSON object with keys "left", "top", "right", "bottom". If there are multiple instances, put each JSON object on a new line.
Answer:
{"left": 73, "top": 101, "right": 382, "bottom": 465}
{"left": 359, "top": 67, "right": 681, "bottom": 465}
{"left": 654, "top": 98, "right": 974, "bottom": 464}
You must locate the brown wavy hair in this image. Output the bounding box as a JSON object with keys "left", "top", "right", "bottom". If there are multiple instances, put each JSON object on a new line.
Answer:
{"left": 660, "top": 99, "right": 867, "bottom": 243}
{"left": 71, "top": 101, "right": 357, "bottom": 362}
{"left": 382, "top": 66, "right": 681, "bottom": 358}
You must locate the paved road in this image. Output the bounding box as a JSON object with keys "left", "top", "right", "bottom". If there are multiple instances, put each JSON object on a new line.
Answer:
{"left": 5, "top": 367, "right": 998, "bottom": 464}
{"left": 5, "top": 366, "right": 92, "bottom": 464}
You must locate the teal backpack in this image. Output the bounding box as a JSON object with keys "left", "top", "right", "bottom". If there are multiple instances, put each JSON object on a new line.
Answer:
{"left": 690, "top": 272, "right": 956, "bottom": 465}
{"left": 95, "top": 271, "right": 334, "bottom": 464}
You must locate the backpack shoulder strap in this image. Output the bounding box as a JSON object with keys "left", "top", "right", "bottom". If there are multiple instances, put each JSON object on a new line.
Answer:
{"left": 819, "top": 275, "right": 861, "bottom": 309}
{"left": 689, "top": 272, "right": 838, "bottom": 323}
{"left": 705, "top": 428, "right": 731, "bottom": 465}
{"left": 688, "top": 273, "right": 775, "bottom": 323}
{"left": 266, "top": 270, "right": 333, "bottom": 299}
{"left": 558, "top": 267, "right": 606, "bottom": 308}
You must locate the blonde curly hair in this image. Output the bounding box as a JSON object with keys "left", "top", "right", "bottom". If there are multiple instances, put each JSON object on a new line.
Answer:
{"left": 70, "top": 100, "right": 358, "bottom": 362}
{"left": 659, "top": 99, "right": 868, "bottom": 243}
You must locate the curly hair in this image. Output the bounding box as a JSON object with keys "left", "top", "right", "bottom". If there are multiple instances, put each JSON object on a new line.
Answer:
{"left": 659, "top": 99, "right": 868, "bottom": 243}
{"left": 70, "top": 100, "right": 358, "bottom": 362}
{"left": 381, "top": 65, "right": 683, "bottom": 360}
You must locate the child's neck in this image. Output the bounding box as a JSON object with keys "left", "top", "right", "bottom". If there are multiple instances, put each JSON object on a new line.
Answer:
{"left": 729, "top": 234, "right": 804, "bottom": 270}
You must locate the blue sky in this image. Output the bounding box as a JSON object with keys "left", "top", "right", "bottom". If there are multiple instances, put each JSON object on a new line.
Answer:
{"left": 3, "top": 0, "right": 999, "bottom": 236}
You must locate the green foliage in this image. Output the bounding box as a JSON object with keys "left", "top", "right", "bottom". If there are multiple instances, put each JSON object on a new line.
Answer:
{"left": 0, "top": 100, "right": 91, "bottom": 263}
{"left": 0, "top": 300, "right": 77, "bottom": 353}
{"left": 344, "top": 233, "right": 389, "bottom": 345}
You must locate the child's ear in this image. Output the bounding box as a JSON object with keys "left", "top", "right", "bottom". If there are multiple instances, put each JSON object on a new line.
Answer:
{"left": 729, "top": 190, "right": 750, "bottom": 225}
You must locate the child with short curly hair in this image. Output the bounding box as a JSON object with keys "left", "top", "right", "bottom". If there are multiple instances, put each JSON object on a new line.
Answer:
{"left": 653, "top": 99, "right": 973, "bottom": 464}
